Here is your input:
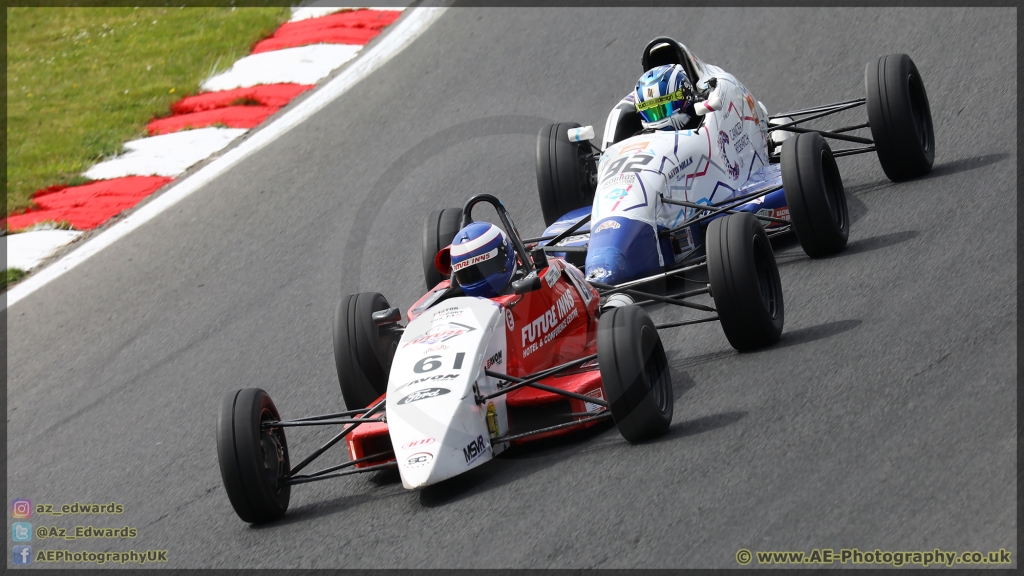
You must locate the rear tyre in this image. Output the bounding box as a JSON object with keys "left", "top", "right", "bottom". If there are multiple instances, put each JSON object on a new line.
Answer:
{"left": 217, "top": 388, "right": 290, "bottom": 524}
{"left": 333, "top": 292, "right": 398, "bottom": 409}
{"left": 598, "top": 305, "right": 673, "bottom": 443}
{"left": 781, "top": 131, "right": 849, "bottom": 257}
{"left": 536, "top": 122, "right": 597, "bottom": 227}
{"left": 706, "top": 212, "right": 784, "bottom": 351}
{"left": 422, "top": 207, "right": 463, "bottom": 290}
{"left": 865, "top": 53, "right": 935, "bottom": 181}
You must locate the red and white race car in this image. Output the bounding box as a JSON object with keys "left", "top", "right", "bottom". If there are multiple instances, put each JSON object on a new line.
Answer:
{"left": 217, "top": 193, "right": 785, "bottom": 523}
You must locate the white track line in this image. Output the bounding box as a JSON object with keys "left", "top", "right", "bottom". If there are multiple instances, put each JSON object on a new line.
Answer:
{"left": 5, "top": 7, "right": 447, "bottom": 310}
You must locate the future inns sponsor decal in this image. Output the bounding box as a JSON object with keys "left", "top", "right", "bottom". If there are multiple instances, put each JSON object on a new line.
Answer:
{"left": 452, "top": 248, "right": 498, "bottom": 272}
{"left": 521, "top": 289, "right": 579, "bottom": 358}
{"left": 396, "top": 387, "right": 451, "bottom": 405}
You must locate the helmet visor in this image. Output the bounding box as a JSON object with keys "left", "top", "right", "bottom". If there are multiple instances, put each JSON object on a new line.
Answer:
{"left": 636, "top": 88, "right": 685, "bottom": 123}
{"left": 454, "top": 245, "right": 509, "bottom": 287}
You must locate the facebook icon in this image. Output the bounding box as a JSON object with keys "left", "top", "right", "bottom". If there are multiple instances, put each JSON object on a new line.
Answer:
{"left": 13, "top": 545, "right": 33, "bottom": 565}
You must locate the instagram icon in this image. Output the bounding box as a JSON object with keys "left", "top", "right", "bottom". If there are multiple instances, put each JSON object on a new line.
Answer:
{"left": 12, "top": 499, "right": 31, "bottom": 519}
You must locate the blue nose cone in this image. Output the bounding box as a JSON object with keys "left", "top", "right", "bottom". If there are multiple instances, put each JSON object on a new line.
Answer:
{"left": 585, "top": 217, "right": 663, "bottom": 285}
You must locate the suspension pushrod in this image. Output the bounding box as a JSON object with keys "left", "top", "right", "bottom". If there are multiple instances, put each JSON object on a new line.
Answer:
{"left": 288, "top": 396, "right": 386, "bottom": 476}
{"left": 668, "top": 184, "right": 784, "bottom": 234}
{"left": 491, "top": 411, "right": 613, "bottom": 445}
{"left": 770, "top": 98, "right": 865, "bottom": 119}
{"left": 662, "top": 197, "right": 791, "bottom": 225}
{"left": 831, "top": 122, "right": 870, "bottom": 134}
{"left": 485, "top": 370, "right": 610, "bottom": 407}
{"left": 767, "top": 101, "right": 865, "bottom": 132}
{"left": 773, "top": 124, "right": 874, "bottom": 145}
{"left": 831, "top": 146, "right": 877, "bottom": 158}
{"left": 284, "top": 407, "right": 371, "bottom": 423}
{"left": 637, "top": 286, "right": 711, "bottom": 308}
{"left": 593, "top": 261, "right": 707, "bottom": 295}
{"left": 289, "top": 449, "right": 395, "bottom": 481}
{"left": 482, "top": 354, "right": 598, "bottom": 401}
{"left": 656, "top": 316, "right": 720, "bottom": 329}
{"left": 590, "top": 281, "right": 717, "bottom": 312}
{"left": 284, "top": 461, "right": 397, "bottom": 486}
{"left": 267, "top": 417, "right": 387, "bottom": 428}
{"left": 545, "top": 214, "right": 592, "bottom": 249}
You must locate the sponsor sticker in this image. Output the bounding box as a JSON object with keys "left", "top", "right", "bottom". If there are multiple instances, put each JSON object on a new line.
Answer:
{"left": 402, "top": 322, "right": 475, "bottom": 348}
{"left": 431, "top": 306, "right": 464, "bottom": 321}
{"left": 396, "top": 387, "right": 451, "bottom": 405}
{"left": 452, "top": 248, "right": 498, "bottom": 272}
{"left": 618, "top": 141, "right": 650, "bottom": 155}
{"left": 593, "top": 219, "right": 621, "bottom": 233}
{"left": 463, "top": 435, "right": 489, "bottom": 465}
{"left": 521, "top": 289, "right": 580, "bottom": 358}
{"left": 563, "top": 264, "right": 594, "bottom": 305}
{"left": 555, "top": 234, "right": 589, "bottom": 246}
{"left": 401, "top": 438, "right": 436, "bottom": 450}
{"left": 393, "top": 373, "right": 459, "bottom": 392}
{"left": 484, "top": 351, "right": 503, "bottom": 370}
{"left": 584, "top": 388, "right": 606, "bottom": 413}
{"left": 504, "top": 308, "right": 514, "bottom": 330}
{"left": 543, "top": 266, "right": 560, "bottom": 288}
{"left": 406, "top": 452, "right": 433, "bottom": 468}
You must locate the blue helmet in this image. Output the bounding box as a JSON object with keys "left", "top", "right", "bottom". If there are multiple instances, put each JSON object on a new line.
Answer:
{"left": 635, "top": 64, "right": 695, "bottom": 130}
{"left": 450, "top": 222, "right": 517, "bottom": 298}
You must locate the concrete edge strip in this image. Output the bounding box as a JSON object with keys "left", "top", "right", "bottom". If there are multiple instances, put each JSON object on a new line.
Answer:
{"left": 5, "top": 6, "right": 447, "bottom": 311}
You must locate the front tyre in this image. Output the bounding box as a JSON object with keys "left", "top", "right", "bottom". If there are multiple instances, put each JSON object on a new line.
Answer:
{"left": 333, "top": 292, "right": 398, "bottom": 409}
{"left": 217, "top": 388, "right": 290, "bottom": 524}
{"left": 598, "top": 305, "right": 673, "bottom": 443}
{"left": 706, "top": 212, "right": 784, "bottom": 351}
{"left": 865, "top": 53, "right": 935, "bottom": 181}
{"left": 781, "top": 131, "right": 849, "bottom": 257}
{"left": 536, "top": 122, "right": 597, "bottom": 227}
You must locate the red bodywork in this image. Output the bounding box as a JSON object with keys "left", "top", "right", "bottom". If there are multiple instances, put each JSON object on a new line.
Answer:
{"left": 346, "top": 258, "right": 607, "bottom": 467}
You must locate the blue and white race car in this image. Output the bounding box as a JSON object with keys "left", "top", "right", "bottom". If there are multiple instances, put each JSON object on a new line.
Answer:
{"left": 533, "top": 37, "right": 935, "bottom": 286}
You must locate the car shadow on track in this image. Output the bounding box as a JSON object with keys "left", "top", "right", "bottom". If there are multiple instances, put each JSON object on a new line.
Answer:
{"left": 649, "top": 410, "right": 748, "bottom": 444}
{"left": 768, "top": 319, "right": 862, "bottom": 350}
{"left": 775, "top": 230, "right": 918, "bottom": 266}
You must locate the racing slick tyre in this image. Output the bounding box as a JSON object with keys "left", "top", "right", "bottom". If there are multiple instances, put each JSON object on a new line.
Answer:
{"left": 333, "top": 292, "right": 399, "bottom": 409}
{"left": 865, "top": 53, "right": 935, "bottom": 181}
{"left": 217, "top": 388, "right": 290, "bottom": 523}
{"left": 422, "top": 207, "right": 463, "bottom": 290}
{"left": 536, "top": 121, "right": 597, "bottom": 227}
{"left": 706, "top": 212, "right": 784, "bottom": 351}
{"left": 781, "top": 131, "right": 849, "bottom": 257}
{"left": 598, "top": 305, "right": 673, "bottom": 443}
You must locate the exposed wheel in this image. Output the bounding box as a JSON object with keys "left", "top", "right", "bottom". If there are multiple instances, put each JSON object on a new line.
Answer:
{"left": 536, "top": 122, "right": 597, "bottom": 227}
{"left": 597, "top": 305, "right": 673, "bottom": 443}
{"left": 333, "top": 292, "right": 399, "bottom": 409}
{"left": 422, "top": 207, "right": 463, "bottom": 290}
{"left": 866, "top": 53, "right": 935, "bottom": 181}
{"left": 781, "top": 131, "right": 849, "bottom": 257}
{"left": 706, "top": 212, "right": 784, "bottom": 351}
{"left": 217, "top": 388, "right": 290, "bottom": 523}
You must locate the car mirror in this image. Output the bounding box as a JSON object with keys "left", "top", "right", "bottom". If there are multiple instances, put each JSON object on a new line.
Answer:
{"left": 567, "top": 126, "right": 596, "bottom": 142}
{"left": 512, "top": 273, "right": 542, "bottom": 295}
{"left": 434, "top": 245, "right": 452, "bottom": 276}
{"left": 371, "top": 307, "right": 402, "bottom": 325}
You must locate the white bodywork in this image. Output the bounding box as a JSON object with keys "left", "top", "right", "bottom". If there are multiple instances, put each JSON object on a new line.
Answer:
{"left": 593, "top": 61, "right": 772, "bottom": 238}
{"left": 386, "top": 297, "right": 509, "bottom": 489}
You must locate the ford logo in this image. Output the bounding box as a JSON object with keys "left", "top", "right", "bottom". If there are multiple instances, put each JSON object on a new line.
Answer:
{"left": 396, "top": 387, "right": 451, "bottom": 405}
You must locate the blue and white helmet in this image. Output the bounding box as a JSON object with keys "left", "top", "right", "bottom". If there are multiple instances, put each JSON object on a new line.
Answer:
{"left": 450, "top": 222, "right": 517, "bottom": 298}
{"left": 635, "top": 64, "right": 695, "bottom": 130}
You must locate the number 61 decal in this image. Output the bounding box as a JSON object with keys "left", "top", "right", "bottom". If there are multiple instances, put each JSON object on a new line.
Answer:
{"left": 414, "top": 352, "right": 466, "bottom": 373}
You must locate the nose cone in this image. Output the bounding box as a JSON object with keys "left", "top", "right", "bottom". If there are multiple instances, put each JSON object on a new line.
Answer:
{"left": 585, "top": 217, "right": 663, "bottom": 284}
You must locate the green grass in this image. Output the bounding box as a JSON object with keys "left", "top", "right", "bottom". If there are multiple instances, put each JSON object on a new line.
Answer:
{"left": 5, "top": 268, "right": 28, "bottom": 289}
{"left": 7, "top": 7, "right": 292, "bottom": 215}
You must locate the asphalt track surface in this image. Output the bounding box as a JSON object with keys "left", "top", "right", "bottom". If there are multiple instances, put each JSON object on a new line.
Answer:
{"left": 6, "top": 7, "right": 1016, "bottom": 569}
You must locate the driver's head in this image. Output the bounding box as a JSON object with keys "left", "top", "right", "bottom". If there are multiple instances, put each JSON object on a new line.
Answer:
{"left": 450, "top": 222, "right": 517, "bottom": 298}
{"left": 635, "top": 64, "right": 695, "bottom": 130}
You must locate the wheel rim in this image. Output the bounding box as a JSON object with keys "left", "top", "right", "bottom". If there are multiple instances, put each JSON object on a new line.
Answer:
{"left": 640, "top": 325, "right": 670, "bottom": 413}
{"left": 752, "top": 236, "right": 779, "bottom": 318}
{"left": 259, "top": 408, "right": 287, "bottom": 493}
{"left": 908, "top": 73, "right": 932, "bottom": 153}
{"left": 820, "top": 150, "right": 847, "bottom": 231}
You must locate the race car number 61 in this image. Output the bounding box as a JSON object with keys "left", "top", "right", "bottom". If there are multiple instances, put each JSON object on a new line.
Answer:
{"left": 414, "top": 353, "right": 466, "bottom": 373}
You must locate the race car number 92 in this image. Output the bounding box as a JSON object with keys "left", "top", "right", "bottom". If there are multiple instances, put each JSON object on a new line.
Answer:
{"left": 602, "top": 154, "right": 653, "bottom": 179}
